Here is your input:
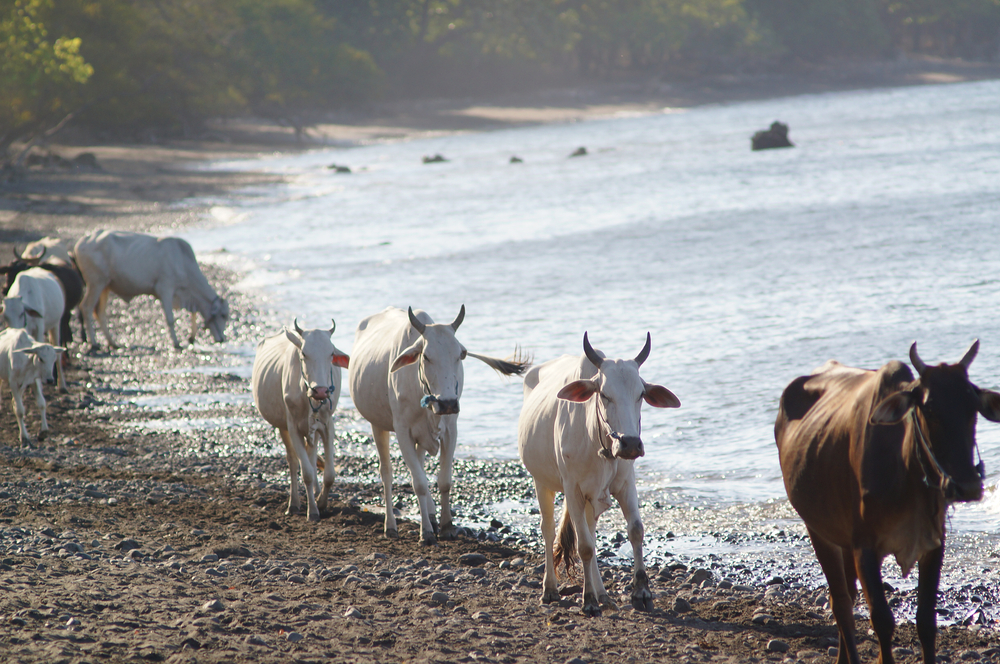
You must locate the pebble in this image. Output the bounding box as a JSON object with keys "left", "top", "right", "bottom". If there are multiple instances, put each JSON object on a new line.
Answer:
{"left": 430, "top": 592, "right": 449, "bottom": 605}
{"left": 673, "top": 597, "right": 692, "bottom": 613}
{"left": 766, "top": 639, "right": 790, "bottom": 653}
{"left": 286, "top": 631, "right": 304, "bottom": 642}
{"left": 201, "top": 553, "right": 219, "bottom": 563}
{"left": 201, "top": 600, "right": 225, "bottom": 612}
{"left": 471, "top": 611, "right": 492, "bottom": 622}
{"left": 343, "top": 606, "right": 364, "bottom": 619}
{"left": 460, "top": 553, "right": 488, "bottom": 566}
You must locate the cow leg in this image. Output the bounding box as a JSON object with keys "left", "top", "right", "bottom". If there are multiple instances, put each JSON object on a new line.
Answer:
{"left": 188, "top": 311, "right": 198, "bottom": 345}
{"left": 397, "top": 431, "right": 437, "bottom": 545}
{"left": 436, "top": 418, "right": 457, "bottom": 540}
{"left": 565, "top": 490, "right": 601, "bottom": 617}
{"left": 48, "top": 329, "right": 67, "bottom": 393}
{"left": 94, "top": 288, "right": 120, "bottom": 349}
{"left": 11, "top": 385, "right": 31, "bottom": 446}
{"left": 284, "top": 420, "right": 320, "bottom": 521}
{"left": 855, "top": 548, "right": 895, "bottom": 664}
{"left": 316, "top": 422, "right": 335, "bottom": 512}
{"left": 155, "top": 288, "right": 182, "bottom": 350}
{"left": 612, "top": 481, "right": 651, "bottom": 611}
{"left": 807, "top": 529, "right": 862, "bottom": 664}
{"left": 916, "top": 543, "right": 945, "bottom": 664}
{"left": 372, "top": 426, "right": 398, "bottom": 538}
{"left": 34, "top": 378, "right": 49, "bottom": 441}
{"left": 279, "top": 429, "right": 302, "bottom": 516}
{"left": 534, "top": 482, "right": 560, "bottom": 603}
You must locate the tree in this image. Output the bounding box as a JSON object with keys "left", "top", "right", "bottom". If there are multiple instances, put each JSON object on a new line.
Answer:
{"left": 0, "top": 0, "right": 92, "bottom": 160}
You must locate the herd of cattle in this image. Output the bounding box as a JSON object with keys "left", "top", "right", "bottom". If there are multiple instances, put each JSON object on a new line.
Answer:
{"left": 2, "top": 229, "right": 996, "bottom": 664}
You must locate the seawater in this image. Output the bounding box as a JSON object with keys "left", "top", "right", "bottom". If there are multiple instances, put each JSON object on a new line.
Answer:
{"left": 183, "top": 79, "right": 1000, "bottom": 586}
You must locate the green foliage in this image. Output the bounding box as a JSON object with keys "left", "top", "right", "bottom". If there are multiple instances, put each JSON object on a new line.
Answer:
{"left": 2, "top": 0, "right": 998, "bottom": 142}
{"left": 0, "top": 0, "right": 93, "bottom": 146}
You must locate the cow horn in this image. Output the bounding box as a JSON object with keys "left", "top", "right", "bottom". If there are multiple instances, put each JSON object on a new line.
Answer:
{"left": 36, "top": 246, "right": 46, "bottom": 262}
{"left": 910, "top": 342, "right": 927, "bottom": 375}
{"left": 328, "top": 318, "right": 336, "bottom": 335}
{"left": 959, "top": 339, "right": 979, "bottom": 369}
{"left": 451, "top": 304, "right": 465, "bottom": 331}
{"left": 293, "top": 318, "right": 304, "bottom": 336}
{"left": 408, "top": 307, "right": 426, "bottom": 335}
{"left": 11, "top": 246, "right": 18, "bottom": 259}
{"left": 583, "top": 332, "right": 603, "bottom": 369}
{"left": 634, "top": 332, "right": 651, "bottom": 367}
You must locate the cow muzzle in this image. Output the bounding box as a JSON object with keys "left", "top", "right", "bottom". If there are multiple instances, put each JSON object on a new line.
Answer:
{"left": 946, "top": 472, "right": 985, "bottom": 503}
{"left": 612, "top": 435, "right": 644, "bottom": 460}
{"left": 309, "top": 385, "right": 330, "bottom": 402}
{"left": 420, "top": 395, "right": 460, "bottom": 415}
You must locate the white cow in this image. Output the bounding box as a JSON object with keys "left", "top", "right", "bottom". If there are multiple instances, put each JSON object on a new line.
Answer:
{"left": 20, "top": 237, "right": 73, "bottom": 265}
{"left": 2, "top": 267, "right": 67, "bottom": 392}
{"left": 74, "top": 230, "right": 229, "bottom": 351}
{"left": 252, "top": 320, "right": 350, "bottom": 521}
{"left": 518, "top": 333, "right": 680, "bottom": 616}
{"left": 0, "top": 328, "right": 64, "bottom": 445}
{"left": 349, "top": 305, "right": 530, "bottom": 545}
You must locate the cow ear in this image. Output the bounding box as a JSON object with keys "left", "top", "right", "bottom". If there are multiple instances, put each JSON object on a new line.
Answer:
{"left": 331, "top": 352, "right": 350, "bottom": 369}
{"left": 283, "top": 327, "right": 303, "bottom": 349}
{"left": 870, "top": 390, "right": 918, "bottom": 425}
{"left": 557, "top": 379, "right": 599, "bottom": 402}
{"left": 460, "top": 346, "right": 468, "bottom": 361}
{"left": 978, "top": 388, "right": 1000, "bottom": 423}
{"left": 390, "top": 339, "right": 423, "bottom": 373}
{"left": 643, "top": 383, "right": 681, "bottom": 409}
{"left": 25, "top": 307, "right": 42, "bottom": 319}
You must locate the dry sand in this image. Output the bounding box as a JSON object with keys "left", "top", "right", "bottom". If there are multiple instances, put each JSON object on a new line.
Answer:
{"left": 2, "top": 59, "right": 1000, "bottom": 663}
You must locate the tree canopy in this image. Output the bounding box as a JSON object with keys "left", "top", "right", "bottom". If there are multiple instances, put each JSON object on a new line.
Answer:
{"left": 2, "top": 0, "right": 998, "bottom": 154}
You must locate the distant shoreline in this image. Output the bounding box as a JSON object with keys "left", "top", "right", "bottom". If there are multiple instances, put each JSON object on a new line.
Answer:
{"left": 3, "top": 54, "right": 1000, "bottom": 256}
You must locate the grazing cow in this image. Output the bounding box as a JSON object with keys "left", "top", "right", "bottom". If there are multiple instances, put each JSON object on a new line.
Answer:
{"left": 1, "top": 256, "right": 86, "bottom": 347}
{"left": 1, "top": 267, "right": 67, "bottom": 392}
{"left": 349, "top": 305, "right": 530, "bottom": 545}
{"left": 74, "top": 230, "right": 229, "bottom": 351}
{"left": 0, "top": 328, "right": 64, "bottom": 445}
{"left": 20, "top": 237, "right": 73, "bottom": 265}
{"left": 775, "top": 341, "right": 1000, "bottom": 664}
{"left": 252, "top": 320, "right": 350, "bottom": 521}
{"left": 518, "top": 332, "right": 680, "bottom": 616}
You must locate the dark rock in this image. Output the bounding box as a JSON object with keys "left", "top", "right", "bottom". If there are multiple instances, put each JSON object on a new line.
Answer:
{"left": 422, "top": 154, "right": 448, "bottom": 164}
{"left": 72, "top": 152, "right": 100, "bottom": 169}
{"left": 751, "top": 121, "right": 793, "bottom": 150}
{"left": 509, "top": 156, "right": 523, "bottom": 163}
{"left": 569, "top": 147, "right": 587, "bottom": 157}
{"left": 459, "top": 553, "right": 488, "bottom": 566}
{"left": 114, "top": 538, "right": 141, "bottom": 552}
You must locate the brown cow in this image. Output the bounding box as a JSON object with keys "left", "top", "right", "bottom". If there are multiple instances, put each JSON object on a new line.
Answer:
{"left": 775, "top": 341, "right": 1000, "bottom": 664}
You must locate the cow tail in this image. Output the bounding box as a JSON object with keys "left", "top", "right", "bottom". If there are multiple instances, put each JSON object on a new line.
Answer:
{"left": 552, "top": 507, "right": 578, "bottom": 577}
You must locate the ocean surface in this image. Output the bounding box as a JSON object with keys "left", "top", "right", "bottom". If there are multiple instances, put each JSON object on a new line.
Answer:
{"left": 181, "top": 79, "right": 1000, "bottom": 592}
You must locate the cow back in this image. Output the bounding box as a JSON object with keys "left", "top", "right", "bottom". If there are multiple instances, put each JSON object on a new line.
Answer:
{"left": 252, "top": 333, "right": 304, "bottom": 430}
{"left": 348, "top": 308, "right": 419, "bottom": 433}
{"left": 776, "top": 359, "right": 921, "bottom": 551}
{"left": 7, "top": 268, "right": 64, "bottom": 338}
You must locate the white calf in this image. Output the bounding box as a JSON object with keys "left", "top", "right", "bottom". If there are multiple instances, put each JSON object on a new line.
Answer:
{"left": 2, "top": 267, "right": 67, "bottom": 392}
{"left": 0, "top": 328, "right": 64, "bottom": 445}
{"left": 518, "top": 333, "right": 680, "bottom": 616}
{"left": 252, "top": 320, "right": 350, "bottom": 521}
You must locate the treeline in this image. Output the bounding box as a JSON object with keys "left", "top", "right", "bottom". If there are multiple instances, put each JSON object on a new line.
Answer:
{"left": 2, "top": 0, "right": 999, "bottom": 156}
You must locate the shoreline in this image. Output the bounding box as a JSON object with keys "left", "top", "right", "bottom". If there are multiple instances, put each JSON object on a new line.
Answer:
{"left": 2, "top": 60, "right": 1000, "bottom": 661}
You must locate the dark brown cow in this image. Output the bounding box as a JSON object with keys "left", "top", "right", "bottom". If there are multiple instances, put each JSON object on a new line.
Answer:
{"left": 775, "top": 341, "right": 1000, "bottom": 664}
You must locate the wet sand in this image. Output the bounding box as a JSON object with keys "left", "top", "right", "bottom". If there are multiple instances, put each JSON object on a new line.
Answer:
{"left": 2, "top": 59, "right": 1000, "bottom": 662}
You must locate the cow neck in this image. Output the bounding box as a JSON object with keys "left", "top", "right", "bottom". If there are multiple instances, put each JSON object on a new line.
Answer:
{"left": 592, "top": 388, "right": 621, "bottom": 460}
{"left": 416, "top": 356, "right": 436, "bottom": 409}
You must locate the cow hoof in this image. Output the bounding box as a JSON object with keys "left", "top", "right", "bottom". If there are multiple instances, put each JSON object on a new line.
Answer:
{"left": 307, "top": 512, "right": 320, "bottom": 523}
{"left": 19, "top": 437, "right": 32, "bottom": 448}
{"left": 421, "top": 534, "right": 437, "bottom": 546}
{"left": 438, "top": 526, "right": 457, "bottom": 541}
{"left": 384, "top": 529, "right": 398, "bottom": 539}
{"left": 582, "top": 604, "right": 602, "bottom": 618}
{"left": 599, "top": 594, "right": 618, "bottom": 610}
{"left": 541, "top": 590, "right": 560, "bottom": 604}
{"left": 37, "top": 430, "right": 48, "bottom": 441}
{"left": 631, "top": 595, "right": 654, "bottom": 611}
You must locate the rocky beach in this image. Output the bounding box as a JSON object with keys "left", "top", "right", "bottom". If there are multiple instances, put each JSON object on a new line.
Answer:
{"left": 3, "top": 61, "right": 1000, "bottom": 663}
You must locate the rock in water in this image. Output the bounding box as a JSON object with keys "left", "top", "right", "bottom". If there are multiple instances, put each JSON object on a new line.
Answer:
{"left": 751, "top": 121, "right": 793, "bottom": 150}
